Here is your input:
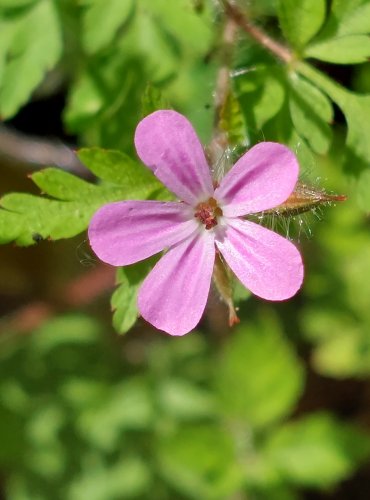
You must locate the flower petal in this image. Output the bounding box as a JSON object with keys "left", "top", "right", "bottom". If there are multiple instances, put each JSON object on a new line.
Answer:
{"left": 215, "top": 142, "right": 299, "bottom": 217}
{"left": 88, "top": 200, "right": 197, "bottom": 266}
{"left": 216, "top": 218, "right": 303, "bottom": 300}
{"left": 138, "top": 231, "right": 215, "bottom": 335}
{"left": 134, "top": 110, "right": 214, "bottom": 204}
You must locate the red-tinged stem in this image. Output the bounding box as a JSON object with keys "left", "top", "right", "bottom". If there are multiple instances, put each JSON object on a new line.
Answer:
{"left": 327, "top": 194, "right": 347, "bottom": 202}
{"left": 221, "top": 0, "right": 293, "bottom": 63}
{"left": 213, "top": 252, "right": 240, "bottom": 326}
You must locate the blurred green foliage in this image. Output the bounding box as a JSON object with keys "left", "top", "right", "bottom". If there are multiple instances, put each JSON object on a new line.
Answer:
{"left": 0, "top": 0, "right": 370, "bottom": 498}
{"left": 1, "top": 314, "right": 369, "bottom": 500}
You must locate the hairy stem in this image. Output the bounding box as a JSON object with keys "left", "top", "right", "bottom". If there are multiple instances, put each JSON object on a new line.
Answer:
{"left": 208, "top": 12, "right": 238, "bottom": 163}
{"left": 221, "top": 0, "right": 293, "bottom": 63}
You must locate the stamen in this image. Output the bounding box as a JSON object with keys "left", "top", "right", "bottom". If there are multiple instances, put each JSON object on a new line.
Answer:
{"left": 194, "top": 197, "right": 223, "bottom": 230}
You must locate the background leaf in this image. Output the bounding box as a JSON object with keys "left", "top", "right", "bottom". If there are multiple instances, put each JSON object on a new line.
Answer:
{"left": 216, "top": 314, "right": 304, "bottom": 428}
{"left": 277, "top": 0, "right": 326, "bottom": 49}
{"left": 319, "top": 0, "right": 370, "bottom": 37}
{"left": 0, "top": 0, "right": 62, "bottom": 118}
{"left": 297, "top": 62, "right": 370, "bottom": 173}
{"left": 158, "top": 424, "right": 244, "bottom": 499}
{"left": 305, "top": 35, "right": 370, "bottom": 64}
{"left": 263, "top": 413, "right": 370, "bottom": 488}
{"left": 288, "top": 74, "right": 333, "bottom": 154}
{"left": 81, "top": 0, "right": 134, "bottom": 53}
{"left": 236, "top": 66, "right": 286, "bottom": 133}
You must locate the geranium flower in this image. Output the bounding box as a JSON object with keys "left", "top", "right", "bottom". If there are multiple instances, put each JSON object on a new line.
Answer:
{"left": 88, "top": 110, "right": 303, "bottom": 335}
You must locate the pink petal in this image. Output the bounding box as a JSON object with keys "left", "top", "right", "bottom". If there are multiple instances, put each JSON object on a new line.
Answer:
{"left": 88, "top": 200, "right": 197, "bottom": 266}
{"left": 215, "top": 142, "right": 299, "bottom": 217}
{"left": 138, "top": 231, "right": 215, "bottom": 336}
{"left": 134, "top": 110, "right": 214, "bottom": 205}
{"left": 216, "top": 218, "right": 303, "bottom": 300}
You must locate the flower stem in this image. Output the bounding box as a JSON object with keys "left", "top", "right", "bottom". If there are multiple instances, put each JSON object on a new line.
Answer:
{"left": 220, "top": 0, "right": 293, "bottom": 63}
{"left": 213, "top": 252, "right": 240, "bottom": 327}
{"left": 208, "top": 11, "right": 238, "bottom": 163}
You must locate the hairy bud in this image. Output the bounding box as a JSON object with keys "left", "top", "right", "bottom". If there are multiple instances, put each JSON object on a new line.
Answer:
{"left": 268, "top": 181, "right": 347, "bottom": 217}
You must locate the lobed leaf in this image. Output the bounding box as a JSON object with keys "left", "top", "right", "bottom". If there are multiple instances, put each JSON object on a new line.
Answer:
{"left": 277, "top": 0, "right": 326, "bottom": 49}
{"left": 305, "top": 35, "right": 370, "bottom": 64}
{"left": 77, "top": 147, "right": 163, "bottom": 191}
{"left": 320, "top": 0, "right": 370, "bottom": 37}
{"left": 0, "top": 148, "right": 167, "bottom": 246}
{"left": 32, "top": 168, "right": 99, "bottom": 201}
{"left": 288, "top": 74, "right": 333, "bottom": 154}
{"left": 236, "top": 67, "right": 286, "bottom": 132}
{"left": 297, "top": 63, "right": 370, "bottom": 173}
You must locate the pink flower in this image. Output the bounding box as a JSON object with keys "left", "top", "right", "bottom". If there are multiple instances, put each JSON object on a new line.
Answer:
{"left": 88, "top": 110, "right": 303, "bottom": 335}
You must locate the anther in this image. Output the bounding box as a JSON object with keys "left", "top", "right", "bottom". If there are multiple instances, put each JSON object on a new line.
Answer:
{"left": 194, "top": 197, "right": 223, "bottom": 230}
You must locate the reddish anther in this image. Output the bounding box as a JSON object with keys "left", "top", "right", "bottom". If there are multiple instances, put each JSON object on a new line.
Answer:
{"left": 194, "top": 197, "right": 223, "bottom": 230}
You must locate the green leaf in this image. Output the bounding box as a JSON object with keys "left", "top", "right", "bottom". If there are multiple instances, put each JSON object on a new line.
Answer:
{"left": 0, "top": 0, "right": 37, "bottom": 7}
{"left": 0, "top": 148, "right": 166, "bottom": 246}
{"left": 77, "top": 147, "right": 162, "bottom": 191}
{"left": 322, "top": 0, "right": 370, "bottom": 37}
{"left": 219, "top": 90, "right": 248, "bottom": 146}
{"left": 237, "top": 67, "right": 286, "bottom": 131}
{"left": 112, "top": 258, "right": 159, "bottom": 334}
{"left": 33, "top": 314, "right": 101, "bottom": 351}
{"left": 216, "top": 313, "right": 304, "bottom": 428}
{"left": 158, "top": 424, "right": 244, "bottom": 499}
{"left": 32, "top": 168, "right": 99, "bottom": 201}
{"left": 120, "top": 6, "right": 177, "bottom": 82}
{"left": 82, "top": 0, "right": 134, "bottom": 53}
{"left": 312, "top": 327, "right": 370, "bottom": 378}
{"left": 141, "top": 83, "right": 171, "bottom": 117}
{"left": 67, "top": 456, "right": 151, "bottom": 499}
{"left": 63, "top": 71, "right": 105, "bottom": 132}
{"left": 277, "top": 0, "right": 326, "bottom": 49}
{"left": 0, "top": 194, "right": 90, "bottom": 245}
{"left": 356, "top": 169, "right": 370, "bottom": 211}
{"left": 142, "top": 0, "right": 213, "bottom": 55}
{"left": 158, "top": 379, "right": 216, "bottom": 420}
{"left": 305, "top": 35, "right": 370, "bottom": 64}
{"left": 65, "top": 0, "right": 214, "bottom": 149}
{"left": 288, "top": 74, "right": 333, "bottom": 154}
{"left": 297, "top": 62, "right": 370, "bottom": 172}
{"left": 264, "top": 413, "right": 370, "bottom": 488}
{"left": 0, "top": 0, "right": 62, "bottom": 118}
{"left": 337, "top": 92, "right": 370, "bottom": 172}
{"left": 76, "top": 379, "right": 153, "bottom": 451}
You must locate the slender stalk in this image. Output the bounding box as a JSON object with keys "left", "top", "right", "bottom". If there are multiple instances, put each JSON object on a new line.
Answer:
{"left": 207, "top": 10, "right": 241, "bottom": 326}
{"left": 221, "top": 0, "right": 293, "bottom": 63}
{"left": 209, "top": 14, "right": 238, "bottom": 162}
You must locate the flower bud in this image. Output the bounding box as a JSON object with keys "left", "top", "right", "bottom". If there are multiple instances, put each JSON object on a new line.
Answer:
{"left": 269, "top": 181, "right": 346, "bottom": 217}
